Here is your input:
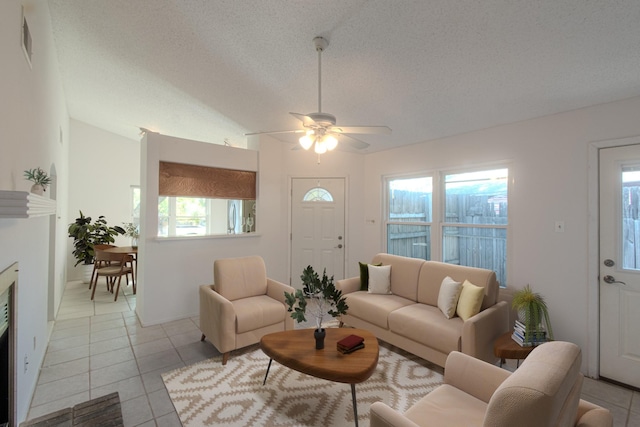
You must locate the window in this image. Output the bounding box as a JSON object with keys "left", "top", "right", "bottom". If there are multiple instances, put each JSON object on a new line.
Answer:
{"left": 443, "top": 168, "right": 508, "bottom": 286}
{"left": 157, "top": 161, "right": 256, "bottom": 237}
{"left": 131, "top": 186, "right": 140, "bottom": 227}
{"left": 157, "top": 197, "right": 253, "bottom": 237}
{"left": 386, "top": 176, "right": 433, "bottom": 260}
{"left": 622, "top": 167, "right": 640, "bottom": 270}
{"left": 386, "top": 167, "right": 509, "bottom": 286}
{"left": 303, "top": 187, "right": 333, "bottom": 202}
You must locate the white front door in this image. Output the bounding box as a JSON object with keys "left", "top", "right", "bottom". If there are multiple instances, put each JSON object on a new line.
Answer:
{"left": 599, "top": 144, "right": 640, "bottom": 388}
{"left": 291, "top": 178, "right": 345, "bottom": 289}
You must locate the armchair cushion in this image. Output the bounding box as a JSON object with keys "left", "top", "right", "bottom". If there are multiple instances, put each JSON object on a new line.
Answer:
{"left": 233, "top": 295, "right": 287, "bottom": 334}
{"left": 213, "top": 256, "right": 267, "bottom": 301}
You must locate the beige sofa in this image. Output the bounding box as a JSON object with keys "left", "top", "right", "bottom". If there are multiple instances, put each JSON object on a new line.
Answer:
{"left": 336, "top": 253, "right": 508, "bottom": 367}
{"left": 370, "top": 341, "right": 613, "bottom": 427}
{"left": 199, "top": 256, "right": 294, "bottom": 364}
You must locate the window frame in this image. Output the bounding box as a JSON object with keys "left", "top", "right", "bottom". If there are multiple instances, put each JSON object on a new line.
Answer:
{"left": 384, "top": 163, "right": 511, "bottom": 287}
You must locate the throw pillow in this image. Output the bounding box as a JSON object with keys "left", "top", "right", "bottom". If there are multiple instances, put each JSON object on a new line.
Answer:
{"left": 368, "top": 264, "right": 392, "bottom": 294}
{"left": 437, "top": 276, "right": 463, "bottom": 319}
{"left": 456, "top": 280, "right": 485, "bottom": 321}
{"left": 359, "top": 262, "right": 382, "bottom": 291}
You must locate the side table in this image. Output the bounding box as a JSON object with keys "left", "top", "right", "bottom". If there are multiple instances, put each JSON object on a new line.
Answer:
{"left": 493, "top": 331, "right": 536, "bottom": 368}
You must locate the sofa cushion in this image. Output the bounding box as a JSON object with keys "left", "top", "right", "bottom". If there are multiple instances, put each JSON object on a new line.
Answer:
{"left": 456, "top": 280, "right": 484, "bottom": 321}
{"left": 484, "top": 341, "right": 582, "bottom": 427}
{"left": 233, "top": 295, "right": 285, "bottom": 334}
{"left": 359, "top": 262, "right": 382, "bottom": 291}
{"left": 344, "top": 291, "right": 415, "bottom": 329}
{"left": 368, "top": 264, "right": 392, "bottom": 294}
{"left": 371, "top": 253, "right": 424, "bottom": 301}
{"left": 389, "top": 304, "right": 463, "bottom": 354}
{"left": 437, "top": 276, "right": 463, "bottom": 319}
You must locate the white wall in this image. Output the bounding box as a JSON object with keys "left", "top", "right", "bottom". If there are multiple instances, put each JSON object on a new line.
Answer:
{"left": 0, "top": 1, "right": 69, "bottom": 422}
{"left": 139, "top": 133, "right": 265, "bottom": 325}
{"left": 66, "top": 119, "right": 139, "bottom": 280}
{"left": 362, "top": 96, "right": 640, "bottom": 373}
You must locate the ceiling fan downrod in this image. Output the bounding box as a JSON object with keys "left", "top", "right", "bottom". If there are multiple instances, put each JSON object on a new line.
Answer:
{"left": 313, "top": 37, "right": 328, "bottom": 113}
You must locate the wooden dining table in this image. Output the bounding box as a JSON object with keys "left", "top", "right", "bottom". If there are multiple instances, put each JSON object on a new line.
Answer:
{"left": 103, "top": 246, "right": 138, "bottom": 293}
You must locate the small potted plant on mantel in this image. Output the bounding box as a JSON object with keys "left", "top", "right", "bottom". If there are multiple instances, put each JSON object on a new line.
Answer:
{"left": 68, "top": 211, "right": 125, "bottom": 283}
{"left": 285, "top": 265, "right": 349, "bottom": 349}
{"left": 24, "top": 167, "right": 52, "bottom": 196}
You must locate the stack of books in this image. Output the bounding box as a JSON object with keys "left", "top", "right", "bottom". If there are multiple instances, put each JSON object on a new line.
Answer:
{"left": 337, "top": 334, "right": 365, "bottom": 354}
{"left": 511, "top": 319, "right": 547, "bottom": 347}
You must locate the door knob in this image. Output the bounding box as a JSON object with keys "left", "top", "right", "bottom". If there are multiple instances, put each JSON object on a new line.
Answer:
{"left": 603, "top": 275, "right": 626, "bottom": 286}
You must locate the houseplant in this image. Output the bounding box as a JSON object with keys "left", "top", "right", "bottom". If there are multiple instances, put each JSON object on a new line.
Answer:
{"left": 511, "top": 284, "right": 554, "bottom": 340}
{"left": 24, "top": 167, "right": 52, "bottom": 195}
{"left": 285, "top": 265, "right": 349, "bottom": 349}
{"left": 68, "top": 211, "right": 125, "bottom": 282}
{"left": 122, "top": 222, "right": 140, "bottom": 248}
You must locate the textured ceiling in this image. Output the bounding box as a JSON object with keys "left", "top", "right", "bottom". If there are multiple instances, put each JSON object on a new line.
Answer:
{"left": 47, "top": 0, "right": 640, "bottom": 152}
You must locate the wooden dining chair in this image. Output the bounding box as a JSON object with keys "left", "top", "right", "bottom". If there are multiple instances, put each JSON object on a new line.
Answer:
{"left": 90, "top": 244, "right": 118, "bottom": 289}
{"left": 90, "top": 250, "right": 135, "bottom": 301}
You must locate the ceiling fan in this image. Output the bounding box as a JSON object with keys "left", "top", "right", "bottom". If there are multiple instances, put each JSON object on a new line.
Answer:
{"left": 245, "top": 36, "right": 391, "bottom": 155}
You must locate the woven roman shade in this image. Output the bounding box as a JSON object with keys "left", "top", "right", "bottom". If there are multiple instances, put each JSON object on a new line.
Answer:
{"left": 159, "top": 161, "right": 256, "bottom": 200}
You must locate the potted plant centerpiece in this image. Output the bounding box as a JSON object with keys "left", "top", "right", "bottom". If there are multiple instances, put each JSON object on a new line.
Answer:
{"left": 122, "top": 222, "right": 140, "bottom": 248}
{"left": 285, "top": 265, "right": 349, "bottom": 349}
{"left": 511, "top": 284, "right": 554, "bottom": 344}
{"left": 68, "top": 211, "right": 125, "bottom": 283}
{"left": 24, "top": 167, "right": 52, "bottom": 195}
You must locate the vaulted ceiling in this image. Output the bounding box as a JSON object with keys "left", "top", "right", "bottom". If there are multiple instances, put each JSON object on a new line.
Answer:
{"left": 48, "top": 0, "right": 640, "bottom": 152}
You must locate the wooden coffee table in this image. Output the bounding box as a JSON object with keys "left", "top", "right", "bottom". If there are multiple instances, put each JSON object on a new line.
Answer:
{"left": 260, "top": 328, "right": 379, "bottom": 427}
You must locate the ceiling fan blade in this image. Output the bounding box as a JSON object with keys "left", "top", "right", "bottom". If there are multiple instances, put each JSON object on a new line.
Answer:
{"left": 331, "top": 125, "right": 392, "bottom": 135}
{"left": 244, "top": 129, "right": 304, "bottom": 136}
{"left": 339, "top": 134, "right": 370, "bottom": 150}
{"left": 290, "top": 112, "right": 318, "bottom": 127}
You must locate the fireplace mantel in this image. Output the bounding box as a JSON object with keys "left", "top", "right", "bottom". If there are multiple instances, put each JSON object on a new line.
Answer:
{"left": 0, "top": 190, "right": 56, "bottom": 218}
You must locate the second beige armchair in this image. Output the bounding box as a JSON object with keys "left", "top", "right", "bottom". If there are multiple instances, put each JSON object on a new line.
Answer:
{"left": 199, "top": 255, "right": 294, "bottom": 365}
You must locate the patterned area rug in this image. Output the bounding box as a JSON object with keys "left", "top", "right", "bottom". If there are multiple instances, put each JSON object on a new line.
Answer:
{"left": 162, "top": 341, "right": 443, "bottom": 426}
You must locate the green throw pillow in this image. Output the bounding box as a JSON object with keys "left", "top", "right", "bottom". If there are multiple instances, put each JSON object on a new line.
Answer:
{"left": 359, "top": 262, "right": 382, "bottom": 290}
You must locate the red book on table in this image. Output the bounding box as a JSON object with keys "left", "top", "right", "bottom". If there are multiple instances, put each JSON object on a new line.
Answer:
{"left": 337, "top": 334, "right": 365, "bottom": 350}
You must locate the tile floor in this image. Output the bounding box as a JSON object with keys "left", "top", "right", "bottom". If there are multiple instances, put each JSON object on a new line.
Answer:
{"left": 24, "top": 280, "right": 640, "bottom": 427}
{"left": 25, "top": 280, "right": 220, "bottom": 426}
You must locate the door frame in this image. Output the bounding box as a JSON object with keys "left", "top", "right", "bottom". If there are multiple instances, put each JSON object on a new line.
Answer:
{"left": 587, "top": 135, "right": 640, "bottom": 378}
{"left": 288, "top": 176, "right": 349, "bottom": 286}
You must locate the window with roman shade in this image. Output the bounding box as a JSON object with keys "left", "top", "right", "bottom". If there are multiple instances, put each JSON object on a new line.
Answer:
{"left": 157, "top": 162, "right": 257, "bottom": 237}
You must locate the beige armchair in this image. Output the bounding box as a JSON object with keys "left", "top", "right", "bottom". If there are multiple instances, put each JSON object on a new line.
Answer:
{"left": 199, "top": 256, "right": 294, "bottom": 365}
{"left": 370, "top": 341, "right": 612, "bottom": 427}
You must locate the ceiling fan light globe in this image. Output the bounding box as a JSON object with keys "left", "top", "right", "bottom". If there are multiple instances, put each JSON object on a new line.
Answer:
{"left": 299, "top": 135, "right": 314, "bottom": 150}
{"left": 324, "top": 135, "right": 338, "bottom": 151}
{"left": 314, "top": 140, "right": 327, "bottom": 154}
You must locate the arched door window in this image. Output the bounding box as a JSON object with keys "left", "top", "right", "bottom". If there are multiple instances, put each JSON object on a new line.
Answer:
{"left": 303, "top": 187, "right": 333, "bottom": 202}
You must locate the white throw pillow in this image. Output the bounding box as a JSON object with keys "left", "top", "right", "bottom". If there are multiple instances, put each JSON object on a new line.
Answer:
{"left": 437, "top": 276, "right": 463, "bottom": 319}
{"left": 368, "top": 264, "right": 392, "bottom": 294}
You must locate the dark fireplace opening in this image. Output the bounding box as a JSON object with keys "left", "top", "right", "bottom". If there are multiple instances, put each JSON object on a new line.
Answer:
{"left": 0, "top": 327, "right": 8, "bottom": 426}
{"left": 0, "top": 263, "right": 16, "bottom": 427}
